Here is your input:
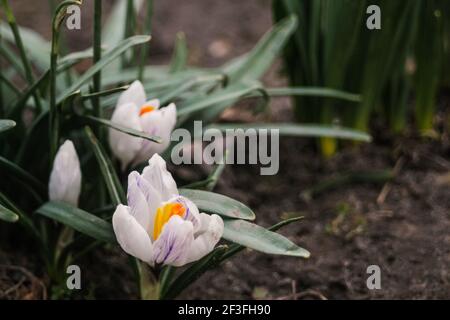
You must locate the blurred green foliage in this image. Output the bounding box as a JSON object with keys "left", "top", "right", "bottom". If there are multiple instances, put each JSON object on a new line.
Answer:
{"left": 273, "top": 0, "right": 450, "bottom": 156}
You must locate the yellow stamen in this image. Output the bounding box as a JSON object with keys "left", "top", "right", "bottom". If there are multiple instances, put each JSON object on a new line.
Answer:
{"left": 153, "top": 203, "right": 186, "bottom": 240}
{"left": 139, "top": 105, "right": 155, "bottom": 117}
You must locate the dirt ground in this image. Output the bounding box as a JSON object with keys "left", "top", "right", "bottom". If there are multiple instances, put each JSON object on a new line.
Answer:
{"left": 1, "top": 0, "right": 449, "bottom": 300}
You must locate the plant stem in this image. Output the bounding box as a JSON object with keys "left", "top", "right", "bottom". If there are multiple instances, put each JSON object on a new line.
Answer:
{"left": 0, "top": 26, "right": 3, "bottom": 118}
{"left": 0, "top": 73, "right": 21, "bottom": 96}
{"left": 1, "top": 0, "right": 42, "bottom": 113}
{"left": 122, "top": 0, "right": 136, "bottom": 69}
{"left": 138, "top": 0, "right": 153, "bottom": 81}
{"left": 49, "top": 0, "right": 82, "bottom": 162}
{"left": 93, "top": 0, "right": 102, "bottom": 139}
{"left": 134, "top": 259, "right": 160, "bottom": 300}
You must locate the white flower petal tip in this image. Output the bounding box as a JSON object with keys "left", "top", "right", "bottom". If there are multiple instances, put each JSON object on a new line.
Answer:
{"left": 48, "top": 140, "right": 82, "bottom": 207}
{"left": 131, "top": 103, "right": 177, "bottom": 166}
{"left": 109, "top": 81, "right": 177, "bottom": 169}
{"left": 112, "top": 156, "right": 223, "bottom": 267}
{"left": 143, "top": 154, "right": 178, "bottom": 201}
{"left": 117, "top": 80, "right": 146, "bottom": 109}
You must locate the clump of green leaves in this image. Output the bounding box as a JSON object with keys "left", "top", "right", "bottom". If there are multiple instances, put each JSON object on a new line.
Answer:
{"left": 274, "top": 0, "right": 449, "bottom": 156}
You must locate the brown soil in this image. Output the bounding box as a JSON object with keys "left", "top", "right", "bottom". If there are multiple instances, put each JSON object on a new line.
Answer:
{"left": 178, "top": 135, "right": 450, "bottom": 299}
{"left": 1, "top": 0, "right": 449, "bottom": 300}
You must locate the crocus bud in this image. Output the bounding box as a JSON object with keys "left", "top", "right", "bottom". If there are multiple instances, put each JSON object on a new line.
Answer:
{"left": 49, "top": 140, "right": 82, "bottom": 207}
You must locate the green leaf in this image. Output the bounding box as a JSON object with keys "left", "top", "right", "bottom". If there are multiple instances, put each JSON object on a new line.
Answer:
{"left": 57, "top": 35, "right": 151, "bottom": 104}
{"left": 161, "top": 245, "right": 228, "bottom": 300}
{"left": 0, "top": 22, "right": 51, "bottom": 70}
{"left": 170, "top": 32, "right": 188, "bottom": 73}
{"left": 158, "top": 73, "right": 226, "bottom": 105}
{"left": 224, "top": 15, "right": 298, "bottom": 82}
{"left": 0, "top": 192, "right": 37, "bottom": 235}
{"left": 58, "top": 48, "right": 94, "bottom": 71}
{"left": 15, "top": 111, "right": 48, "bottom": 165}
{"left": 266, "top": 87, "right": 361, "bottom": 103}
{"left": 102, "top": 0, "right": 144, "bottom": 75}
{"left": 0, "top": 156, "right": 46, "bottom": 194}
{"left": 179, "top": 189, "right": 255, "bottom": 220}
{"left": 81, "top": 85, "right": 129, "bottom": 100}
{"left": 81, "top": 115, "right": 162, "bottom": 143}
{"left": 0, "top": 42, "right": 26, "bottom": 79}
{"left": 222, "top": 219, "right": 310, "bottom": 258}
{"left": 208, "top": 123, "right": 372, "bottom": 142}
{"left": 0, "top": 203, "right": 19, "bottom": 223}
{"left": 83, "top": 126, "right": 126, "bottom": 205}
{"left": 0, "top": 119, "right": 15, "bottom": 133}
{"left": 220, "top": 216, "right": 304, "bottom": 261}
{"left": 178, "top": 82, "right": 267, "bottom": 116}
{"left": 8, "top": 70, "right": 49, "bottom": 119}
{"left": 36, "top": 201, "right": 116, "bottom": 244}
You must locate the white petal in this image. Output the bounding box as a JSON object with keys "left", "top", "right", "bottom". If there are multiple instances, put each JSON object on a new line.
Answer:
{"left": 49, "top": 140, "right": 82, "bottom": 207}
{"left": 108, "top": 103, "right": 142, "bottom": 170}
{"left": 132, "top": 103, "right": 177, "bottom": 166}
{"left": 142, "top": 154, "right": 178, "bottom": 201}
{"left": 183, "top": 214, "right": 224, "bottom": 265}
{"left": 127, "top": 171, "right": 151, "bottom": 232}
{"left": 171, "top": 195, "right": 201, "bottom": 232}
{"left": 129, "top": 171, "right": 162, "bottom": 236}
{"left": 152, "top": 215, "right": 194, "bottom": 266}
{"left": 143, "top": 98, "right": 160, "bottom": 109}
{"left": 132, "top": 111, "right": 163, "bottom": 166}
{"left": 159, "top": 103, "right": 177, "bottom": 133}
{"left": 112, "top": 204, "right": 154, "bottom": 265}
{"left": 117, "top": 80, "right": 146, "bottom": 109}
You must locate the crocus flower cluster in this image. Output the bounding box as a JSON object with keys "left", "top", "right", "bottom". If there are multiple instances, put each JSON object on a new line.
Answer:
{"left": 48, "top": 83, "right": 223, "bottom": 269}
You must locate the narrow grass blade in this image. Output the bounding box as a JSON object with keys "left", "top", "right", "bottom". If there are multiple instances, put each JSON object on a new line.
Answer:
{"left": 81, "top": 115, "right": 162, "bottom": 143}
{"left": 170, "top": 32, "right": 188, "bottom": 73}
{"left": 0, "top": 156, "right": 46, "bottom": 194}
{"left": 58, "top": 35, "right": 151, "bottom": 104}
{"left": 1, "top": 0, "right": 42, "bottom": 112}
{"left": 0, "top": 203, "right": 19, "bottom": 223}
{"left": 225, "top": 15, "right": 298, "bottom": 82}
{"left": 266, "top": 87, "right": 361, "bottom": 102}
{"left": 83, "top": 126, "right": 126, "bottom": 205}
{"left": 93, "top": 0, "right": 103, "bottom": 139}
{"left": 0, "top": 22, "right": 51, "bottom": 70}
{"left": 178, "top": 82, "right": 268, "bottom": 116}
{"left": 208, "top": 123, "right": 372, "bottom": 142}
{"left": 102, "top": 0, "right": 144, "bottom": 75}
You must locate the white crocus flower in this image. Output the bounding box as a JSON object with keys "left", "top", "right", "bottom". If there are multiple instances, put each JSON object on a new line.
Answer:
{"left": 112, "top": 154, "right": 224, "bottom": 267}
{"left": 109, "top": 80, "right": 177, "bottom": 170}
{"left": 48, "top": 140, "right": 82, "bottom": 207}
